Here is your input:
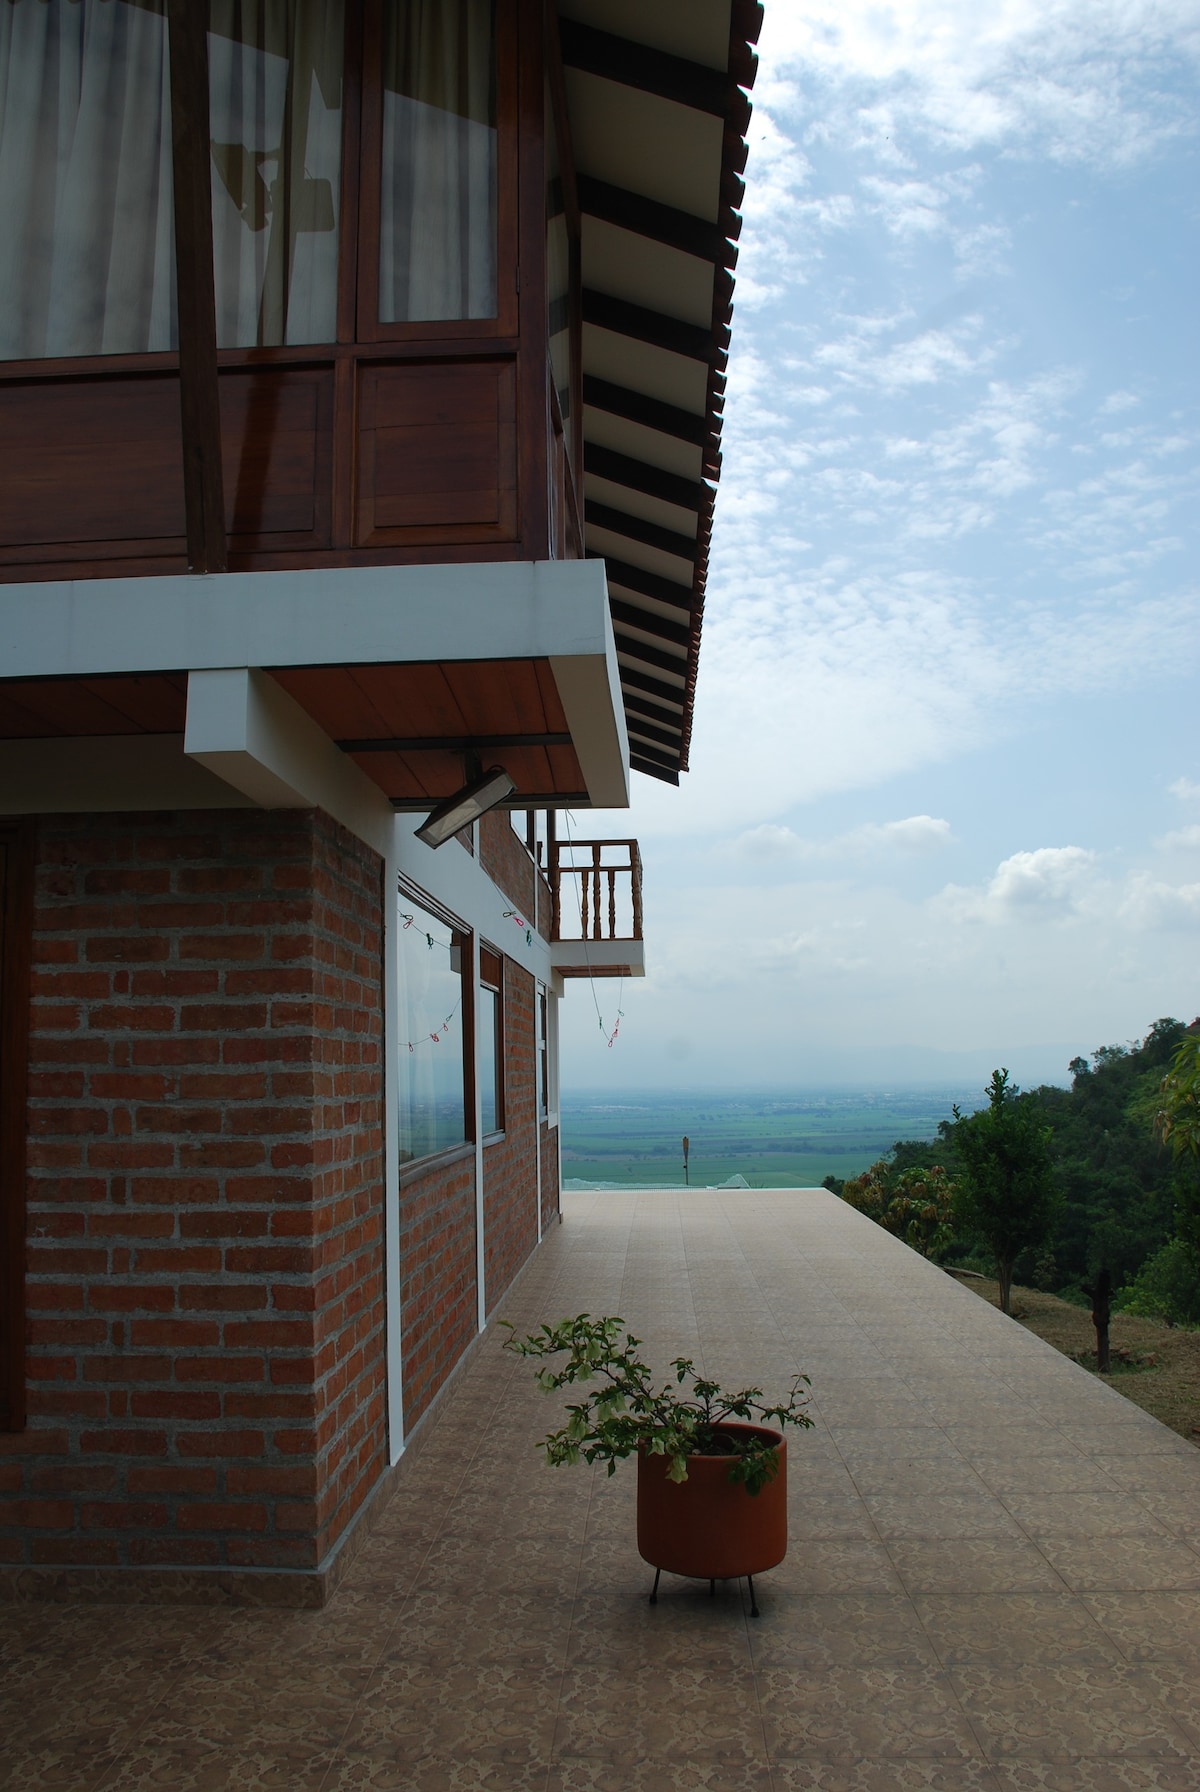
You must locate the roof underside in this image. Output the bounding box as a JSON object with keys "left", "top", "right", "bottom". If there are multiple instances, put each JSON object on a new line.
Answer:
{"left": 557, "top": 0, "right": 761, "bottom": 787}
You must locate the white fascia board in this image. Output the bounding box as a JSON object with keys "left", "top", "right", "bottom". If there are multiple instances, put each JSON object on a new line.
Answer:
{"left": 551, "top": 939, "right": 646, "bottom": 979}
{"left": 185, "top": 668, "right": 395, "bottom": 859}
{"left": 0, "top": 559, "right": 628, "bottom": 810}
{"left": 0, "top": 561, "right": 612, "bottom": 674}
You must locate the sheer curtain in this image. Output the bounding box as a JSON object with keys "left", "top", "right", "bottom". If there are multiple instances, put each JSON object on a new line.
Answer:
{"left": 0, "top": 0, "right": 175, "bottom": 359}
{"left": 379, "top": 0, "right": 496, "bottom": 323}
{"left": 208, "top": 0, "right": 343, "bottom": 347}
{"left": 0, "top": 0, "right": 342, "bottom": 360}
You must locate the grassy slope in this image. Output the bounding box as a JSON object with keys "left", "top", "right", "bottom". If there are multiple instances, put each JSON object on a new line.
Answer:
{"left": 965, "top": 1278, "right": 1200, "bottom": 1447}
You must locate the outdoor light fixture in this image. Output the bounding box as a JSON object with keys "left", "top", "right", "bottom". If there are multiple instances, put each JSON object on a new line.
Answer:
{"left": 414, "top": 766, "right": 516, "bottom": 849}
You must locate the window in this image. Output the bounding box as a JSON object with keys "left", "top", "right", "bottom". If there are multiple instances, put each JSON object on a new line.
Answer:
{"left": 378, "top": 0, "right": 497, "bottom": 323}
{"left": 537, "top": 986, "right": 548, "bottom": 1120}
{"left": 0, "top": 0, "right": 345, "bottom": 360}
{"left": 479, "top": 944, "right": 503, "bottom": 1137}
{"left": 0, "top": 821, "right": 32, "bottom": 1434}
{"left": 397, "top": 893, "right": 468, "bottom": 1165}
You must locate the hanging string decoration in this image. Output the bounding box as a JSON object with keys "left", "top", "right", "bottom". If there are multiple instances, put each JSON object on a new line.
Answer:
{"left": 502, "top": 909, "right": 534, "bottom": 946}
{"left": 402, "top": 996, "right": 462, "bottom": 1054}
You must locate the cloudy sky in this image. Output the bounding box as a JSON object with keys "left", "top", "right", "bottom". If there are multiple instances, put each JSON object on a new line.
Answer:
{"left": 560, "top": 0, "right": 1200, "bottom": 1092}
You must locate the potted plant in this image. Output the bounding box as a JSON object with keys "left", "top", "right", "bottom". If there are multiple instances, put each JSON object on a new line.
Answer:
{"left": 502, "top": 1313, "right": 812, "bottom": 1614}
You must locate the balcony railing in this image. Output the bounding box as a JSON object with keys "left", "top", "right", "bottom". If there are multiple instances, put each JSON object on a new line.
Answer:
{"left": 550, "top": 839, "right": 643, "bottom": 945}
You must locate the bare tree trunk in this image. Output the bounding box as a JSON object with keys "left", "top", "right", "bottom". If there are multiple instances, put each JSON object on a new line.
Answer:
{"left": 997, "top": 1259, "right": 1014, "bottom": 1315}
{"left": 1085, "top": 1268, "right": 1112, "bottom": 1372}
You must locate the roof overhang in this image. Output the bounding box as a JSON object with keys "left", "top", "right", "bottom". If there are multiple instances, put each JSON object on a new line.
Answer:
{"left": 0, "top": 559, "right": 630, "bottom": 810}
{"left": 556, "top": 0, "right": 761, "bottom": 786}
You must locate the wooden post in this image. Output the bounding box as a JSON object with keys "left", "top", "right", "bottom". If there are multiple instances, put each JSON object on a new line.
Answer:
{"left": 168, "top": 0, "right": 227, "bottom": 574}
{"left": 547, "top": 811, "right": 559, "bottom": 941}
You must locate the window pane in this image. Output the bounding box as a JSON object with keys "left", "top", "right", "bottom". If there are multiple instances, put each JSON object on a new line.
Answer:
{"left": 209, "top": 1, "right": 344, "bottom": 348}
{"left": 0, "top": 0, "right": 342, "bottom": 361}
{"left": 398, "top": 898, "right": 467, "bottom": 1164}
{"left": 0, "top": 0, "right": 175, "bottom": 359}
{"left": 379, "top": 0, "right": 496, "bottom": 322}
{"left": 479, "top": 984, "right": 499, "bottom": 1135}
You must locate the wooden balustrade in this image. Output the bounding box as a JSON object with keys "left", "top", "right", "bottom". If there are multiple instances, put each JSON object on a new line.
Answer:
{"left": 549, "top": 838, "right": 643, "bottom": 944}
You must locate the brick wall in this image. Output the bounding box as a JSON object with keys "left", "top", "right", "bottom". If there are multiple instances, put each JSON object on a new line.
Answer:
{"left": 1, "top": 808, "right": 386, "bottom": 1577}
{"left": 398, "top": 1148, "right": 476, "bottom": 1431}
{"left": 539, "top": 1119, "right": 560, "bottom": 1236}
{"left": 479, "top": 813, "right": 549, "bottom": 940}
{"left": 481, "top": 957, "right": 538, "bottom": 1316}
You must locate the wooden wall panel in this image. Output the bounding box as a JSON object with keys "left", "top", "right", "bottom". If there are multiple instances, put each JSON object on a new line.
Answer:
{"left": 0, "top": 370, "right": 331, "bottom": 564}
{"left": 356, "top": 360, "right": 517, "bottom": 546}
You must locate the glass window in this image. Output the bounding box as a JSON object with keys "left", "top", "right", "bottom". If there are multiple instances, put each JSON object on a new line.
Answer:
{"left": 398, "top": 895, "right": 468, "bottom": 1164}
{"left": 479, "top": 946, "right": 503, "bottom": 1137}
{"left": 537, "top": 987, "right": 549, "bottom": 1119}
{"left": 0, "top": 0, "right": 343, "bottom": 360}
{"left": 378, "top": 0, "right": 496, "bottom": 322}
{"left": 208, "top": 2, "right": 344, "bottom": 348}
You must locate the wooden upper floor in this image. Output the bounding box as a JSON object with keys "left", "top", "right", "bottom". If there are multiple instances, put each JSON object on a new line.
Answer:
{"left": 0, "top": 0, "right": 761, "bottom": 785}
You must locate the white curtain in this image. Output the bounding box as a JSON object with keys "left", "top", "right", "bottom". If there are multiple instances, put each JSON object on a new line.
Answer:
{"left": 379, "top": 0, "right": 496, "bottom": 323}
{"left": 0, "top": 0, "right": 342, "bottom": 360}
{"left": 208, "top": 0, "right": 342, "bottom": 347}
{"left": 0, "top": 0, "right": 175, "bottom": 359}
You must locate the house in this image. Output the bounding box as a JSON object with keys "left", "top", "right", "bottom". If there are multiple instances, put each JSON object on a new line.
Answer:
{"left": 0, "top": 0, "right": 760, "bottom": 1602}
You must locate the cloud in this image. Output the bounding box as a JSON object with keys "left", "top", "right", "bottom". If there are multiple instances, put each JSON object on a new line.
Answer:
{"left": 1169, "top": 777, "right": 1200, "bottom": 803}
{"left": 758, "top": 0, "right": 1200, "bottom": 169}
{"left": 735, "top": 815, "right": 953, "bottom": 861}
{"left": 939, "top": 846, "right": 1100, "bottom": 922}
{"left": 1155, "top": 825, "right": 1200, "bottom": 851}
{"left": 1121, "top": 874, "right": 1200, "bottom": 931}
{"left": 1099, "top": 390, "right": 1142, "bottom": 415}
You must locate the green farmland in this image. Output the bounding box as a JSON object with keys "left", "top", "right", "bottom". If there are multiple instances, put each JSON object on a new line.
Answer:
{"left": 559, "top": 1088, "right": 981, "bottom": 1190}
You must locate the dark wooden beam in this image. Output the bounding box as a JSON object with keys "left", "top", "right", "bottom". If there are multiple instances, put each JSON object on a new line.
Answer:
{"left": 167, "top": 0, "right": 226, "bottom": 575}
{"left": 392, "top": 792, "right": 590, "bottom": 812}
{"left": 624, "top": 689, "right": 685, "bottom": 727}
{"left": 626, "top": 713, "right": 685, "bottom": 752}
{"left": 336, "top": 733, "right": 573, "bottom": 753}
{"left": 576, "top": 174, "right": 734, "bottom": 269}
{"left": 619, "top": 664, "right": 688, "bottom": 703}
{"left": 582, "top": 375, "right": 706, "bottom": 447}
{"left": 630, "top": 748, "right": 681, "bottom": 785}
{"left": 584, "top": 443, "right": 706, "bottom": 513}
{"left": 593, "top": 552, "right": 697, "bottom": 614}
{"left": 582, "top": 289, "right": 711, "bottom": 364}
{"left": 585, "top": 500, "right": 698, "bottom": 565}
{"left": 613, "top": 629, "right": 689, "bottom": 677}
{"left": 609, "top": 600, "right": 691, "bottom": 651}
{"left": 558, "top": 19, "right": 747, "bottom": 132}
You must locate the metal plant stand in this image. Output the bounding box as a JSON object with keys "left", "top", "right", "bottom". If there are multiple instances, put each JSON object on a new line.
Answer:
{"left": 648, "top": 1567, "right": 760, "bottom": 1617}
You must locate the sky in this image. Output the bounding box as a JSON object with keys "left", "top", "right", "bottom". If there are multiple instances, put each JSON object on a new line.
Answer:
{"left": 560, "top": 0, "right": 1200, "bottom": 1093}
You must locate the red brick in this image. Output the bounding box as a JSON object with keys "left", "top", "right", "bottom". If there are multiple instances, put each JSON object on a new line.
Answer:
{"left": 129, "top": 1391, "right": 220, "bottom": 1421}
{"left": 29, "top": 1466, "right": 118, "bottom": 1494}
{"left": 127, "top": 1467, "right": 217, "bottom": 1495}
{"left": 7, "top": 1500, "right": 74, "bottom": 1528}
{"left": 85, "top": 937, "right": 170, "bottom": 964}
{"left": 81, "top": 1501, "right": 169, "bottom": 1530}
{"left": 129, "top": 1319, "right": 219, "bottom": 1349}
{"left": 176, "top": 1431, "right": 264, "bottom": 1459}
{"left": 176, "top": 1502, "right": 268, "bottom": 1533}
{"left": 176, "top": 1356, "right": 265, "bottom": 1384}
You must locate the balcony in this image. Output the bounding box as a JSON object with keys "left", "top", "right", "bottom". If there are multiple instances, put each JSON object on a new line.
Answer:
{"left": 6, "top": 1189, "right": 1199, "bottom": 1788}
{"left": 549, "top": 836, "right": 645, "bottom": 978}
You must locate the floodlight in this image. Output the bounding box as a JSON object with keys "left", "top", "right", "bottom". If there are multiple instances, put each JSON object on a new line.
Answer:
{"left": 414, "top": 766, "right": 516, "bottom": 849}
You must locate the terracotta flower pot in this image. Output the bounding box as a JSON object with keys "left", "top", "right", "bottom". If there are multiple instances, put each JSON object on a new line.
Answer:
{"left": 636, "top": 1420, "right": 787, "bottom": 1585}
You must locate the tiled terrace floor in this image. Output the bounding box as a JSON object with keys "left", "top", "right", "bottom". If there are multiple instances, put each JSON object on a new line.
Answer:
{"left": 5, "top": 1189, "right": 1200, "bottom": 1792}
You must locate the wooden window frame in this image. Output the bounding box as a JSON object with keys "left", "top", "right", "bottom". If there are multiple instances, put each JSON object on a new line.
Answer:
{"left": 355, "top": 0, "right": 520, "bottom": 345}
{"left": 0, "top": 819, "right": 33, "bottom": 1434}
{"left": 478, "top": 943, "right": 505, "bottom": 1139}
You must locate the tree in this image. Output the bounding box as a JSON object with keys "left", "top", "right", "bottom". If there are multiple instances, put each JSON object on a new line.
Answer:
{"left": 951, "top": 1069, "right": 1060, "bottom": 1315}
{"left": 841, "top": 1160, "right": 957, "bottom": 1259}
{"left": 1154, "top": 1031, "right": 1200, "bottom": 1162}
